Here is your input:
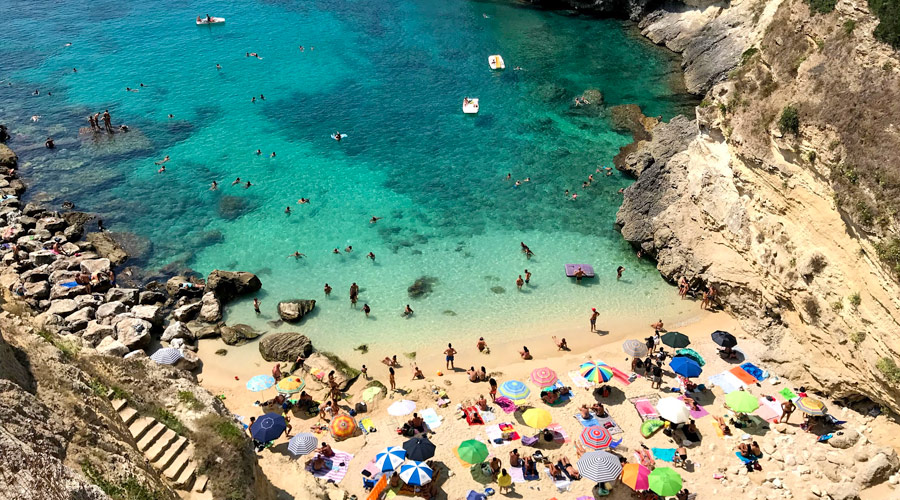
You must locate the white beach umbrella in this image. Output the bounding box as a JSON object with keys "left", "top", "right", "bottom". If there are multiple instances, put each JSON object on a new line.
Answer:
{"left": 388, "top": 399, "right": 416, "bottom": 416}
{"left": 150, "top": 347, "right": 183, "bottom": 365}
{"left": 656, "top": 397, "right": 692, "bottom": 424}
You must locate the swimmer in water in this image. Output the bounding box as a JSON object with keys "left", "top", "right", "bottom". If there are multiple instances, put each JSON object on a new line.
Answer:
{"left": 290, "top": 251, "right": 306, "bottom": 259}
{"left": 210, "top": 181, "right": 218, "bottom": 190}
{"left": 344, "top": 246, "right": 352, "bottom": 253}
{"left": 297, "top": 198, "right": 309, "bottom": 204}
{"left": 245, "top": 181, "right": 252, "bottom": 188}
{"left": 367, "top": 252, "right": 375, "bottom": 261}
{"left": 154, "top": 156, "right": 170, "bottom": 165}
{"left": 125, "top": 87, "right": 138, "bottom": 92}
{"left": 256, "top": 149, "right": 262, "bottom": 155}
{"left": 31, "top": 115, "right": 41, "bottom": 122}
{"left": 572, "top": 193, "right": 577, "bottom": 201}
{"left": 506, "top": 173, "right": 511, "bottom": 181}
{"left": 232, "top": 177, "right": 241, "bottom": 186}
{"left": 333, "top": 248, "right": 340, "bottom": 254}
{"left": 370, "top": 216, "right": 382, "bottom": 223}
{"left": 285, "top": 206, "right": 291, "bottom": 214}
{"left": 334, "top": 132, "right": 342, "bottom": 141}
{"left": 45, "top": 137, "right": 55, "bottom": 149}
{"left": 216, "top": 63, "right": 221, "bottom": 70}
{"left": 515, "top": 180, "right": 521, "bottom": 188}
{"left": 618, "top": 188, "right": 625, "bottom": 194}
{"left": 270, "top": 152, "right": 276, "bottom": 157}
{"left": 514, "top": 66, "right": 522, "bottom": 71}
{"left": 73, "top": 68, "right": 77, "bottom": 72}
{"left": 251, "top": 97, "right": 256, "bottom": 103}
{"left": 168, "top": 114, "right": 174, "bottom": 118}
{"left": 299, "top": 46, "right": 304, "bottom": 51}
{"left": 158, "top": 166, "right": 166, "bottom": 173}
{"left": 260, "top": 94, "right": 265, "bottom": 100}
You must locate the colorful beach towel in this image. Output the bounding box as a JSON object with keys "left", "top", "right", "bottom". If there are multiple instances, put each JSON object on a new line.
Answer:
{"left": 495, "top": 396, "right": 517, "bottom": 414}
{"left": 485, "top": 423, "right": 519, "bottom": 447}
{"left": 735, "top": 452, "right": 762, "bottom": 464}
{"left": 574, "top": 414, "right": 600, "bottom": 428}
{"left": 421, "top": 408, "right": 443, "bottom": 430}
{"left": 778, "top": 387, "right": 798, "bottom": 401}
{"left": 568, "top": 371, "right": 594, "bottom": 389}
{"left": 546, "top": 380, "right": 572, "bottom": 403}
{"left": 596, "top": 414, "right": 624, "bottom": 435}
{"left": 547, "top": 423, "right": 570, "bottom": 443}
{"left": 729, "top": 366, "right": 758, "bottom": 386}
{"left": 651, "top": 448, "right": 677, "bottom": 462}
{"left": 754, "top": 397, "right": 782, "bottom": 423}
{"left": 740, "top": 362, "right": 767, "bottom": 381}
{"left": 465, "top": 406, "right": 484, "bottom": 426}
{"left": 632, "top": 399, "right": 659, "bottom": 421}
{"left": 678, "top": 396, "right": 710, "bottom": 419}
{"left": 708, "top": 372, "right": 747, "bottom": 394}
{"left": 307, "top": 450, "right": 353, "bottom": 484}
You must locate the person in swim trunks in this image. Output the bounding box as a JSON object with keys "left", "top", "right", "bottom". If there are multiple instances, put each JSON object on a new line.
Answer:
{"left": 444, "top": 343, "right": 457, "bottom": 370}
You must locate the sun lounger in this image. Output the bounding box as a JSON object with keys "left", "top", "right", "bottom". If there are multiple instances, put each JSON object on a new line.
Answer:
{"left": 565, "top": 264, "right": 594, "bottom": 278}
{"left": 729, "top": 366, "right": 758, "bottom": 385}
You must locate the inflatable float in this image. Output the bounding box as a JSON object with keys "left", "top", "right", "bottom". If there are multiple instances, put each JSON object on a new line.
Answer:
{"left": 196, "top": 16, "right": 225, "bottom": 25}
{"left": 462, "top": 98, "right": 479, "bottom": 114}
{"left": 331, "top": 133, "right": 348, "bottom": 141}
{"left": 488, "top": 55, "right": 506, "bottom": 70}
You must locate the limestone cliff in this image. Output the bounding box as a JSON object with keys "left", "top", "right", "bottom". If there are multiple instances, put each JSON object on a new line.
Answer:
{"left": 616, "top": 0, "right": 900, "bottom": 409}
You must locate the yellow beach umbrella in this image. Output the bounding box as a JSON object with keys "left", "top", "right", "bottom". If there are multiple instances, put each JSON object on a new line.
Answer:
{"left": 275, "top": 375, "right": 305, "bottom": 394}
{"left": 522, "top": 408, "right": 552, "bottom": 429}
{"left": 330, "top": 415, "right": 358, "bottom": 440}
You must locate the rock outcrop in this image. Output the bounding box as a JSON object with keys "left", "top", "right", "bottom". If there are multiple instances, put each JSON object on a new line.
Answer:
{"left": 85, "top": 232, "right": 129, "bottom": 267}
{"left": 0, "top": 143, "right": 17, "bottom": 169}
{"left": 258, "top": 332, "right": 313, "bottom": 362}
{"left": 206, "top": 270, "right": 261, "bottom": 303}
{"left": 277, "top": 299, "right": 315, "bottom": 322}
{"left": 220, "top": 324, "right": 262, "bottom": 346}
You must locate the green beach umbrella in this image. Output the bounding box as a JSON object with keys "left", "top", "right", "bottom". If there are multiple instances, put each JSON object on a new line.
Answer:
{"left": 675, "top": 348, "right": 705, "bottom": 366}
{"left": 661, "top": 331, "right": 691, "bottom": 349}
{"left": 457, "top": 439, "right": 489, "bottom": 464}
{"left": 725, "top": 390, "right": 760, "bottom": 414}
{"left": 648, "top": 467, "right": 683, "bottom": 496}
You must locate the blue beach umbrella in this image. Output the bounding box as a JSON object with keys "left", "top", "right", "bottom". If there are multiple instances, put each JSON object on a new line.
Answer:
{"left": 246, "top": 375, "right": 276, "bottom": 392}
{"left": 375, "top": 445, "right": 407, "bottom": 472}
{"left": 250, "top": 413, "right": 287, "bottom": 443}
{"left": 499, "top": 380, "right": 531, "bottom": 400}
{"left": 669, "top": 356, "right": 703, "bottom": 378}
{"left": 399, "top": 461, "right": 434, "bottom": 486}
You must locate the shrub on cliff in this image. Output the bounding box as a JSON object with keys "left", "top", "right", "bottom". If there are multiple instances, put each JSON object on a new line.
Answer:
{"left": 875, "top": 238, "right": 900, "bottom": 275}
{"left": 870, "top": 0, "right": 900, "bottom": 48}
{"left": 194, "top": 415, "right": 255, "bottom": 500}
{"left": 805, "top": 0, "right": 836, "bottom": 13}
{"left": 778, "top": 106, "right": 800, "bottom": 135}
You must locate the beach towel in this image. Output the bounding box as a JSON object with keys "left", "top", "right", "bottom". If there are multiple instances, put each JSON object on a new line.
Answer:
{"left": 729, "top": 366, "right": 758, "bottom": 386}
{"left": 740, "top": 362, "right": 767, "bottom": 381}
{"left": 568, "top": 371, "right": 594, "bottom": 389}
{"left": 754, "top": 398, "right": 782, "bottom": 423}
{"left": 574, "top": 414, "right": 600, "bottom": 428}
{"left": 547, "top": 423, "right": 570, "bottom": 443}
{"left": 652, "top": 448, "right": 677, "bottom": 462}
{"left": 634, "top": 449, "right": 655, "bottom": 469}
{"left": 360, "top": 418, "right": 376, "bottom": 433}
{"left": 596, "top": 414, "right": 624, "bottom": 435}
{"left": 778, "top": 387, "right": 798, "bottom": 401}
{"left": 485, "top": 423, "right": 519, "bottom": 447}
{"left": 817, "top": 433, "right": 834, "bottom": 442}
{"left": 481, "top": 410, "right": 496, "bottom": 423}
{"left": 544, "top": 468, "right": 571, "bottom": 492}
{"left": 508, "top": 467, "right": 526, "bottom": 483}
{"left": 421, "top": 408, "right": 443, "bottom": 430}
{"left": 307, "top": 450, "right": 353, "bottom": 484}
{"left": 735, "top": 451, "right": 762, "bottom": 463}
{"left": 545, "top": 380, "right": 572, "bottom": 404}
{"left": 366, "top": 475, "right": 388, "bottom": 500}
{"left": 60, "top": 281, "right": 79, "bottom": 288}
{"left": 708, "top": 372, "right": 747, "bottom": 394}
{"left": 465, "top": 406, "right": 485, "bottom": 426}
{"left": 678, "top": 396, "right": 710, "bottom": 419}
{"left": 633, "top": 399, "right": 659, "bottom": 421}
{"left": 495, "top": 397, "right": 517, "bottom": 414}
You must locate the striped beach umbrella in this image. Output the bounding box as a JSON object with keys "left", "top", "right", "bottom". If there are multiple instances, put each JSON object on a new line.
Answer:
{"left": 246, "top": 375, "right": 276, "bottom": 392}
{"left": 375, "top": 446, "right": 406, "bottom": 472}
{"left": 150, "top": 347, "right": 183, "bottom": 365}
{"left": 250, "top": 413, "right": 286, "bottom": 442}
{"left": 661, "top": 331, "right": 691, "bottom": 349}
{"left": 576, "top": 451, "right": 622, "bottom": 483}
{"left": 623, "top": 339, "right": 649, "bottom": 357}
{"left": 796, "top": 397, "right": 827, "bottom": 416}
{"left": 287, "top": 433, "right": 318, "bottom": 456}
{"left": 669, "top": 356, "right": 703, "bottom": 378}
{"left": 276, "top": 375, "right": 305, "bottom": 394}
{"left": 648, "top": 467, "right": 682, "bottom": 496}
{"left": 580, "top": 361, "right": 614, "bottom": 383}
{"left": 457, "top": 439, "right": 489, "bottom": 464}
{"left": 499, "top": 380, "right": 530, "bottom": 400}
{"left": 399, "top": 461, "right": 433, "bottom": 486}
{"left": 580, "top": 426, "right": 613, "bottom": 450}
{"left": 522, "top": 408, "right": 552, "bottom": 429}
{"left": 330, "top": 415, "right": 357, "bottom": 439}
{"left": 530, "top": 367, "right": 558, "bottom": 388}
{"left": 725, "top": 390, "right": 760, "bottom": 414}
{"left": 621, "top": 463, "right": 651, "bottom": 491}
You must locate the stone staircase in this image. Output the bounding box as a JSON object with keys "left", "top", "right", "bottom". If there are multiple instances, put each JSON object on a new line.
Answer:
{"left": 110, "top": 395, "right": 208, "bottom": 493}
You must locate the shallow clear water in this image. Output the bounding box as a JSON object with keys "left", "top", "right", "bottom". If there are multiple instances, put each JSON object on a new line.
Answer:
{"left": 1, "top": 0, "right": 697, "bottom": 351}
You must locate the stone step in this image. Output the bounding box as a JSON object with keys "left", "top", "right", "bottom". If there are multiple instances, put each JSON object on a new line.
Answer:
{"left": 171, "top": 459, "right": 196, "bottom": 489}
{"left": 128, "top": 417, "right": 155, "bottom": 442}
{"left": 163, "top": 443, "right": 193, "bottom": 481}
{"left": 111, "top": 398, "right": 128, "bottom": 412}
{"left": 145, "top": 428, "right": 178, "bottom": 462}
{"left": 152, "top": 435, "right": 187, "bottom": 471}
{"left": 106, "top": 389, "right": 115, "bottom": 400}
{"left": 118, "top": 407, "right": 138, "bottom": 426}
{"left": 137, "top": 422, "right": 167, "bottom": 452}
{"left": 193, "top": 475, "right": 209, "bottom": 493}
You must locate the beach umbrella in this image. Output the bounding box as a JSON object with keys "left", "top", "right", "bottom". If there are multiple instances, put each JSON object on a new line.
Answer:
{"left": 522, "top": 408, "right": 552, "bottom": 429}
{"left": 457, "top": 439, "right": 489, "bottom": 464}
{"left": 149, "top": 347, "right": 182, "bottom": 365}
{"left": 250, "top": 413, "right": 286, "bottom": 442}
{"left": 661, "top": 331, "right": 691, "bottom": 349}
{"left": 374, "top": 445, "right": 406, "bottom": 472}
{"left": 656, "top": 397, "right": 692, "bottom": 424}
{"left": 580, "top": 361, "right": 614, "bottom": 383}
{"left": 621, "top": 463, "right": 651, "bottom": 491}
{"left": 387, "top": 399, "right": 416, "bottom": 416}
{"left": 275, "top": 375, "right": 305, "bottom": 394}
{"left": 576, "top": 451, "right": 622, "bottom": 483}
{"left": 669, "top": 356, "right": 703, "bottom": 378}
{"left": 623, "top": 339, "right": 649, "bottom": 358}
{"left": 530, "top": 367, "right": 558, "bottom": 388}
{"left": 402, "top": 437, "right": 436, "bottom": 461}
{"left": 648, "top": 467, "right": 682, "bottom": 496}
{"left": 399, "top": 461, "right": 434, "bottom": 486}
{"left": 246, "top": 375, "right": 276, "bottom": 392}
{"left": 580, "top": 426, "right": 613, "bottom": 450}
{"left": 330, "top": 415, "right": 357, "bottom": 439}
{"left": 712, "top": 330, "right": 738, "bottom": 348}
{"left": 725, "top": 390, "right": 760, "bottom": 414}
{"left": 675, "top": 348, "right": 705, "bottom": 366}
{"left": 499, "top": 380, "right": 531, "bottom": 400}
{"left": 796, "top": 397, "right": 827, "bottom": 416}
{"left": 286, "top": 433, "right": 318, "bottom": 456}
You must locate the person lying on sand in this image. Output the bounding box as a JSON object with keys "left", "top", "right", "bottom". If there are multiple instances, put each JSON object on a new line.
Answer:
{"left": 714, "top": 415, "right": 732, "bottom": 436}
{"left": 559, "top": 457, "right": 580, "bottom": 479}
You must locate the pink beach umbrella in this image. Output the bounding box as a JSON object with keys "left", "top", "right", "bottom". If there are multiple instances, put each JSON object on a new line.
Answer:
{"left": 530, "top": 367, "right": 559, "bottom": 388}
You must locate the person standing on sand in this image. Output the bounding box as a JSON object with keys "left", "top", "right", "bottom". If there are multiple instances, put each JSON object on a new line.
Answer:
{"left": 617, "top": 266, "right": 624, "bottom": 280}
{"left": 324, "top": 283, "right": 332, "bottom": 296}
{"left": 780, "top": 400, "right": 795, "bottom": 423}
{"left": 389, "top": 367, "right": 396, "bottom": 392}
{"left": 516, "top": 275, "right": 524, "bottom": 290}
{"left": 590, "top": 307, "right": 599, "bottom": 332}
{"left": 651, "top": 363, "right": 662, "bottom": 389}
{"left": 361, "top": 364, "right": 368, "bottom": 379}
{"left": 489, "top": 378, "right": 498, "bottom": 401}
{"left": 253, "top": 298, "right": 260, "bottom": 315}
{"left": 444, "top": 343, "right": 457, "bottom": 370}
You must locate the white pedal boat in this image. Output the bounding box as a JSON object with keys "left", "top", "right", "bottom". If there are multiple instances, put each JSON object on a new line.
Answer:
{"left": 462, "top": 98, "right": 479, "bottom": 114}
{"left": 488, "top": 55, "right": 505, "bottom": 70}
{"left": 196, "top": 16, "right": 225, "bottom": 25}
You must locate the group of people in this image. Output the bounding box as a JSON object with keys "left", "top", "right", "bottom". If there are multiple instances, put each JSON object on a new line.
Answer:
{"left": 86, "top": 110, "right": 114, "bottom": 133}
{"left": 678, "top": 276, "right": 718, "bottom": 310}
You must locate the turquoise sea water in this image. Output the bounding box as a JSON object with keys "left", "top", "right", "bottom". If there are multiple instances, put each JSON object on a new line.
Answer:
{"left": 0, "top": 0, "right": 697, "bottom": 351}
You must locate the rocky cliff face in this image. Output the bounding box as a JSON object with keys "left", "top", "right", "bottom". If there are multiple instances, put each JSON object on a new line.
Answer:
{"left": 616, "top": 0, "right": 900, "bottom": 409}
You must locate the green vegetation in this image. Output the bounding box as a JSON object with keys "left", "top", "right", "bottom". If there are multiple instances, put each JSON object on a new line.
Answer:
{"left": 856, "top": 201, "right": 875, "bottom": 226}
{"left": 815, "top": 37, "right": 825, "bottom": 51}
{"left": 194, "top": 415, "right": 254, "bottom": 500}
{"left": 843, "top": 19, "right": 857, "bottom": 35}
{"left": 177, "top": 390, "right": 205, "bottom": 411}
{"left": 849, "top": 331, "right": 866, "bottom": 346}
{"left": 320, "top": 351, "right": 361, "bottom": 378}
{"left": 831, "top": 300, "right": 844, "bottom": 313}
{"left": 833, "top": 163, "right": 859, "bottom": 184}
{"left": 36, "top": 329, "right": 79, "bottom": 361}
{"left": 741, "top": 47, "right": 759, "bottom": 65}
{"left": 404, "top": 352, "right": 417, "bottom": 360}
{"left": 869, "top": 0, "right": 900, "bottom": 48}
{"left": 805, "top": 0, "right": 837, "bottom": 13}
{"left": 354, "top": 344, "right": 369, "bottom": 354}
{"left": 807, "top": 151, "right": 817, "bottom": 164}
{"left": 152, "top": 407, "right": 186, "bottom": 435}
{"left": 849, "top": 292, "right": 862, "bottom": 308}
{"left": 81, "top": 462, "right": 163, "bottom": 500}
{"left": 778, "top": 106, "right": 800, "bottom": 135}
{"left": 875, "top": 238, "right": 900, "bottom": 275}
{"left": 876, "top": 357, "right": 900, "bottom": 383}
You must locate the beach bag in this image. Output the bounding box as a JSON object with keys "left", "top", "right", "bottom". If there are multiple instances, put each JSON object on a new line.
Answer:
{"left": 355, "top": 402, "right": 367, "bottom": 413}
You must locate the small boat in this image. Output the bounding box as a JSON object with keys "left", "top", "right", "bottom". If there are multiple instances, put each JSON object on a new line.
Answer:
{"left": 488, "top": 55, "right": 505, "bottom": 70}
{"left": 462, "top": 98, "right": 479, "bottom": 114}
{"left": 196, "top": 16, "right": 225, "bottom": 25}
{"left": 565, "top": 264, "right": 595, "bottom": 278}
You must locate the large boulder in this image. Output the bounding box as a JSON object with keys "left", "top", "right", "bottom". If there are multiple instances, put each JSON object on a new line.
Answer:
{"left": 277, "top": 300, "right": 316, "bottom": 322}
{"left": 131, "top": 305, "right": 163, "bottom": 327}
{"left": 64, "top": 308, "right": 94, "bottom": 332}
{"left": 79, "top": 258, "right": 111, "bottom": 276}
{"left": 96, "top": 336, "right": 129, "bottom": 356}
{"left": 47, "top": 299, "right": 78, "bottom": 316}
{"left": 258, "top": 332, "right": 313, "bottom": 362}
{"left": 0, "top": 143, "right": 17, "bottom": 169}
{"left": 161, "top": 321, "right": 193, "bottom": 342}
{"left": 302, "top": 352, "right": 351, "bottom": 390}
{"left": 35, "top": 217, "right": 67, "bottom": 234}
{"left": 206, "top": 270, "right": 261, "bottom": 303}
{"left": 114, "top": 318, "right": 152, "bottom": 349}
{"left": 856, "top": 452, "right": 900, "bottom": 487}
{"left": 220, "top": 324, "right": 261, "bottom": 346}
{"left": 198, "top": 293, "right": 221, "bottom": 322}
{"left": 96, "top": 301, "right": 127, "bottom": 320}
{"left": 83, "top": 321, "right": 114, "bottom": 346}
{"left": 829, "top": 429, "right": 860, "bottom": 449}
{"left": 85, "top": 232, "right": 128, "bottom": 266}
{"left": 825, "top": 482, "right": 860, "bottom": 500}
{"left": 175, "top": 349, "right": 201, "bottom": 371}
{"left": 173, "top": 301, "right": 201, "bottom": 322}
{"left": 23, "top": 281, "right": 50, "bottom": 300}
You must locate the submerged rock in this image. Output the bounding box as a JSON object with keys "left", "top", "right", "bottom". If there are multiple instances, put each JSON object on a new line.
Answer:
{"left": 217, "top": 195, "right": 252, "bottom": 220}
{"left": 220, "top": 324, "right": 261, "bottom": 346}
{"left": 407, "top": 276, "right": 438, "bottom": 299}
{"left": 277, "top": 300, "right": 315, "bottom": 322}
{"left": 491, "top": 286, "right": 505, "bottom": 294}
{"left": 258, "top": 332, "right": 313, "bottom": 362}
